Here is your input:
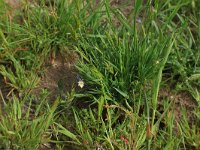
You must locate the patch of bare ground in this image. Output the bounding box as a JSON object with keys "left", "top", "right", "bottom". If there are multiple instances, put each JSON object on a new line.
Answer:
{"left": 158, "top": 87, "right": 198, "bottom": 123}
{"left": 31, "top": 52, "right": 79, "bottom": 102}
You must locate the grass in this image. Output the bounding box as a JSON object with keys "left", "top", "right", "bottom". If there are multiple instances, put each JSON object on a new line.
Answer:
{"left": 0, "top": 0, "right": 199, "bottom": 149}
{"left": 0, "top": 91, "right": 59, "bottom": 149}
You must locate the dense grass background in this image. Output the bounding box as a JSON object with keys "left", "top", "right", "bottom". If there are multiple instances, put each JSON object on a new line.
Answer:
{"left": 0, "top": 0, "right": 199, "bottom": 149}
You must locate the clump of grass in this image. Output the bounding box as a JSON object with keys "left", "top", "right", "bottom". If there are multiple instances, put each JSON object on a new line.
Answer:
{"left": 178, "top": 109, "right": 200, "bottom": 149}
{"left": 0, "top": 53, "right": 39, "bottom": 94}
{"left": 0, "top": 92, "right": 59, "bottom": 150}
{"left": 54, "top": 98, "right": 147, "bottom": 150}
{"left": 76, "top": 31, "right": 173, "bottom": 101}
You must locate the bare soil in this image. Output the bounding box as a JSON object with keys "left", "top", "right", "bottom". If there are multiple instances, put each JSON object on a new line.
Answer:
{"left": 31, "top": 54, "right": 78, "bottom": 101}
{"left": 159, "top": 87, "right": 198, "bottom": 122}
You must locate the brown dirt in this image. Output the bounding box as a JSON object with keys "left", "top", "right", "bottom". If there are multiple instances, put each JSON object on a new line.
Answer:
{"left": 31, "top": 54, "right": 78, "bottom": 101}
{"left": 158, "top": 87, "right": 198, "bottom": 122}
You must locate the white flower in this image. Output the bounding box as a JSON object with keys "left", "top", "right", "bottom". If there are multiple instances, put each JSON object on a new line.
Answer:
{"left": 78, "top": 80, "right": 84, "bottom": 88}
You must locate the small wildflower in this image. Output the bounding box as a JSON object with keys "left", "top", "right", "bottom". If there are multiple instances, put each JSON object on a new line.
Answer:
{"left": 76, "top": 75, "right": 84, "bottom": 88}
{"left": 78, "top": 80, "right": 84, "bottom": 88}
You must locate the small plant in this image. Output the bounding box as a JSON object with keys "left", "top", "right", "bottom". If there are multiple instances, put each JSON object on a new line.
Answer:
{"left": 0, "top": 53, "right": 39, "bottom": 94}
{"left": 54, "top": 96, "right": 147, "bottom": 150}
{"left": 0, "top": 92, "right": 59, "bottom": 150}
{"left": 178, "top": 109, "right": 200, "bottom": 149}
